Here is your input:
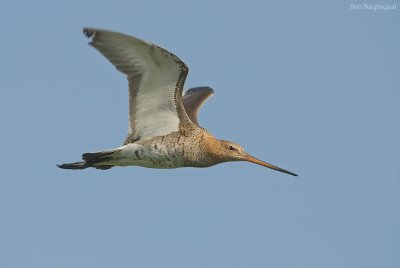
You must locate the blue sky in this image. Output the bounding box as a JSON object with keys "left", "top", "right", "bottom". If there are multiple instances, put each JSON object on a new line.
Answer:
{"left": 1, "top": 0, "right": 399, "bottom": 267}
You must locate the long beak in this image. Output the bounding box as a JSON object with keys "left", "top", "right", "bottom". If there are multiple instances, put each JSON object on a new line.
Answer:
{"left": 243, "top": 153, "right": 298, "bottom": 176}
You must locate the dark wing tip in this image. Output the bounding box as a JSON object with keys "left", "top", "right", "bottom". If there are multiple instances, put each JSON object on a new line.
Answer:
{"left": 186, "top": 86, "right": 214, "bottom": 95}
{"left": 83, "top": 28, "right": 96, "bottom": 38}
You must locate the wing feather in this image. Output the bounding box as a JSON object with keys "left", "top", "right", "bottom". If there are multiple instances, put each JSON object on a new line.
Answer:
{"left": 183, "top": 87, "right": 214, "bottom": 125}
{"left": 83, "top": 28, "right": 194, "bottom": 143}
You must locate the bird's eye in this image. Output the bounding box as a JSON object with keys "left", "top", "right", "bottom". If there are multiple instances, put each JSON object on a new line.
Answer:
{"left": 229, "top": 145, "right": 236, "bottom": 151}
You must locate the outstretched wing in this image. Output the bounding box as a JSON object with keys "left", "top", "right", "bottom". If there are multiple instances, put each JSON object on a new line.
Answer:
{"left": 83, "top": 28, "right": 194, "bottom": 144}
{"left": 183, "top": 87, "right": 214, "bottom": 125}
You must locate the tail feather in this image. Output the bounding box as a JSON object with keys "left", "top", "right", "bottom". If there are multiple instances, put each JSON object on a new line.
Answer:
{"left": 58, "top": 149, "right": 120, "bottom": 170}
{"left": 57, "top": 161, "right": 89, "bottom": 170}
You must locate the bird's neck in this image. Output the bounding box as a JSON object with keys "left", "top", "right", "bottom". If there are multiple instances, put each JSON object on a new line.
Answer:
{"left": 181, "top": 129, "right": 225, "bottom": 167}
{"left": 201, "top": 135, "right": 228, "bottom": 166}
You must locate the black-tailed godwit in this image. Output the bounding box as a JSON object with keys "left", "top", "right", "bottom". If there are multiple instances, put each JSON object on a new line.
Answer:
{"left": 58, "top": 28, "right": 297, "bottom": 176}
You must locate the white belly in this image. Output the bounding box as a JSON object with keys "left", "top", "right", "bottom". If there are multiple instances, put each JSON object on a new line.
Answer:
{"left": 100, "top": 143, "right": 185, "bottom": 169}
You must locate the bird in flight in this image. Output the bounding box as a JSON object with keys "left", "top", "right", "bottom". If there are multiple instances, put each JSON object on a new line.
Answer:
{"left": 58, "top": 28, "right": 297, "bottom": 176}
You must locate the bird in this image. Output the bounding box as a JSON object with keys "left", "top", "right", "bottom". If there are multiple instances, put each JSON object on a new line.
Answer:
{"left": 57, "top": 28, "right": 297, "bottom": 176}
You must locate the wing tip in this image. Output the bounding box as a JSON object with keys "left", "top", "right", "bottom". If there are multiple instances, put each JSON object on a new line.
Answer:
{"left": 83, "top": 27, "right": 96, "bottom": 39}
{"left": 186, "top": 86, "right": 214, "bottom": 95}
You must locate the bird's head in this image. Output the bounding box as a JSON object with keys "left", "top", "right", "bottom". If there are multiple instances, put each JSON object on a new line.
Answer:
{"left": 215, "top": 140, "right": 297, "bottom": 176}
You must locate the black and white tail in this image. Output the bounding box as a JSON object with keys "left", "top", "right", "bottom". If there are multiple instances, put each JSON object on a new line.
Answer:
{"left": 57, "top": 149, "right": 120, "bottom": 170}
